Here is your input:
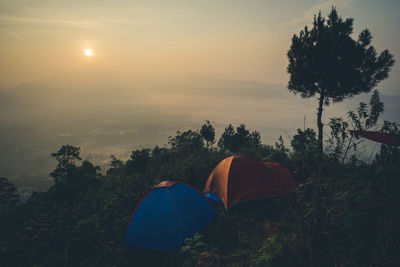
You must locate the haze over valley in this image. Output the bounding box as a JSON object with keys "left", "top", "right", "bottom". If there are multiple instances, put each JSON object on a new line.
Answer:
{"left": 1, "top": 69, "right": 399, "bottom": 198}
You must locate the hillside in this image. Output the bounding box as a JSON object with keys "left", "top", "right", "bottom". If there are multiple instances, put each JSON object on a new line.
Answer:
{"left": 1, "top": 117, "right": 399, "bottom": 266}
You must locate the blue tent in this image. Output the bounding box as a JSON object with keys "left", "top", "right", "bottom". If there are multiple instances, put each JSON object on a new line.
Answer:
{"left": 126, "top": 181, "right": 216, "bottom": 251}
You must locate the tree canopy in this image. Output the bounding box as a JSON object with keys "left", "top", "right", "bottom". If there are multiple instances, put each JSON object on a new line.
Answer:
{"left": 0, "top": 177, "right": 20, "bottom": 218}
{"left": 218, "top": 124, "right": 261, "bottom": 153}
{"left": 200, "top": 120, "right": 216, "bottom": 147}
{"left": 287, "top": 7, "right": 394, "bottom": 152}
{"left": 50, "top": 144, "right": 82, "bottom": 181}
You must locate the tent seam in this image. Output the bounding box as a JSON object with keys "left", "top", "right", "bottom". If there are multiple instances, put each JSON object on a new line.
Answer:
{"left": 225, "top": 156, "right": 235, "bottom": 209}
{"left": 167, "top": 185, "right": 185, "bottom": 248}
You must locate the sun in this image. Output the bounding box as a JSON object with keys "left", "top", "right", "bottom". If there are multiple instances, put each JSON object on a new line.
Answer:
{"left": 84, "top": 49, "right": 93, "bottom": 56}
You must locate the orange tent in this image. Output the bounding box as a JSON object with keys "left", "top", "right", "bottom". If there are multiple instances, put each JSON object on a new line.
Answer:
{"left": 203, "top": 155, "right": 296, "bottom": 209}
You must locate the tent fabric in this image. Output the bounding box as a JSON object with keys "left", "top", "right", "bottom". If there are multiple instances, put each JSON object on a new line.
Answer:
{"left": 204, "top": 192, "right": 224, "bottom": 205}
{"left": 203, "top": 155, "right": 296, "bottom": 209}
{"left": 126, "top": 181, "right": 216, "bottom": 251}
{"left": 350, "top": 130, "right": 400, "bottom": 146}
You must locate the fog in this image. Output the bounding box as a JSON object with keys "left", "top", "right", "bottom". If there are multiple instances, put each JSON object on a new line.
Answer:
{"left": 1, "top": 70, "right": 399, "bottom": 199}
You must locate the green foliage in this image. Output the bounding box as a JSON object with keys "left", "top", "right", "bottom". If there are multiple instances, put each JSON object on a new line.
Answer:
{"left": 179, "top": 233, "right": 208, "bottom": 266}
{"left": 256, "top": 234, "right": 284, "bottom": 267}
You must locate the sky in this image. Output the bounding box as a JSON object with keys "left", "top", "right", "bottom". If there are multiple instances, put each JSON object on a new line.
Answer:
{"left": 1, "top": 0, "right": 400, "bottom": 95}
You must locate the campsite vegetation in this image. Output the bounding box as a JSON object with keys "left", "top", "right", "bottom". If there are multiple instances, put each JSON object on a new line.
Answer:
{"left": 1, "top": 7, "right": 399, "bottom": 267}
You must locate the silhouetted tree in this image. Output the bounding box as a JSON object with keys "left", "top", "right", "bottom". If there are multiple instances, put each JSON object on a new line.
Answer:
{"left": 218, "top": 124, "right": 235, "bottom": 151}
{"left": 200, "top": 120, "right": 216, "bottom": 147}
{"left": 291, "top": 129, "right": 318, "bottom": 156}
{"left": 218, "top": 124, "right": 261, "bottom": 153}
{"left": 126, "top": 149, "right": 151, "bottom": 175}
{"left": 168, "top": 130, "right": 204, "bottom": 153}
{"left": 107, "top": 155, "right": 125, "bottom": 176}
{"left": 287, "top": 7, "right": 394, "bottom": 153}
{"left": 0, "top": 177, "right": 20, "bottom": 217}
{"left": 269, "top": 135, "right": 290, "bottom": 165}
{"left": 291, "top": 129, "right": 319, "bottom": 177}
{"left": 50, "top": 145, "right": 82, "bottom": 181}
{"left": 375, "top": 121, "right": 400, "bottom": 164}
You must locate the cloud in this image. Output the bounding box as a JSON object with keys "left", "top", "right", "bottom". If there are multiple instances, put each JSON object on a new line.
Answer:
{"left": 0, "top": 15, "right": 97, "bottom": 28}
{"left": 282, "top": 0, "right": 354, "bottom": 26}
{"left": 0, "top": 6, "right": 192, "bottom": 30}
{"left": 0, "top": 15, "right": 153, "bottom": 33}
{"left": 4, "top": 28, "right": 23, "bottom": 39}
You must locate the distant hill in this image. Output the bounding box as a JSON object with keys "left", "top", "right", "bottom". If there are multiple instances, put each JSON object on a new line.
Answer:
{"left": 1, "top": 71, "right": 399, "bottom": 195}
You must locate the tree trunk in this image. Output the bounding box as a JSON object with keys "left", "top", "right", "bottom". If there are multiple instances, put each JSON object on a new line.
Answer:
{"left": 317, "top": 94, "right": 324, "bottom": 154}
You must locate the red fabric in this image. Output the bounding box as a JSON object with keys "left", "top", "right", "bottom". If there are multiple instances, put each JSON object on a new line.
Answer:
{"left": 203, "top": 155, "right": 297, "bottom": 209}
{"left": 350, "top": 130, "right": 400, "bottom": 146}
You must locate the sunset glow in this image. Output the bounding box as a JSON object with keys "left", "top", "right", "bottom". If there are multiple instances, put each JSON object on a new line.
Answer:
{"left": 0, "top": 1, "right": 399, "bottom": 265}
{"left": 84, "top": 49, "right": 93, "bottom": 57}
